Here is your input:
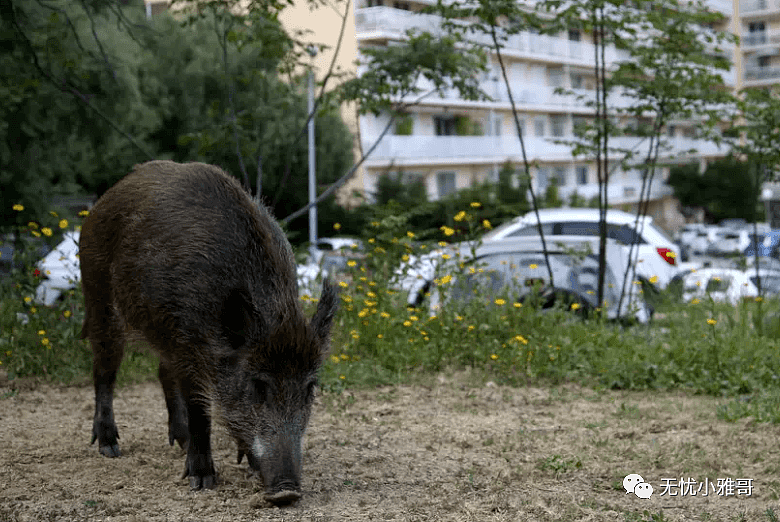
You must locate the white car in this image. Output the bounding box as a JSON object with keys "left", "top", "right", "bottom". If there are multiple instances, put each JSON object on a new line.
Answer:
{"left": 481, "top": 208, "right": 680, "bottom": 288}
{"left": 706, "top": 229, "right": 750, "bottom": 256}
{"left": 407, "top": 236, "right": 651, "bottom": 323}
{"left": 35, "top": 231, "right": 81, "bottom": 306}
{"left": 682, "top": 267, "right": 780, "bottom": 305}
{"left": 689, "top": 225, "right": 721, "bottom": 255}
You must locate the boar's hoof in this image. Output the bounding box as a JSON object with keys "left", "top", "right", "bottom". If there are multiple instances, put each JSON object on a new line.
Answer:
{"left": 188, "top": 474, "right": 217, "bottom": 490}
{"left": 99, "top": 443, "right": 122, "bottom": 458}
{"left": 90, "top": 431, "right": 121, "bottom": 458}
{"left": 264, "top": 489, "right": 301, "bottom": 506}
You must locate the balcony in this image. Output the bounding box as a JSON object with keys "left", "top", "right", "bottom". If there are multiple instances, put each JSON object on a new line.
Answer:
{"left": 360, "top": 134, "right": 727, "bottom": 166}
{"left": 741, "top": 0, "right": 780, "bottom": 14}
{"left": 745, "top": 64, "right": 780, "bottom": 80}
{"left": 355, "top": 6, "right": 631, "bottom": 68}
{"left": 741, "top": 29, "right": 780, "bottom": 46}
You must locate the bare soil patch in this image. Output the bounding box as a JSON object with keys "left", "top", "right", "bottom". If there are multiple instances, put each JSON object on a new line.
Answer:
{"left": 1, "top": 372, "right": 779, "bottom": 521}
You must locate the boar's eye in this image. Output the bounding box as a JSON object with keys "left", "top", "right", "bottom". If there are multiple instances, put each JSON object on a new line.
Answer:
{"left": 249, "top": 377, "right": 271, "bottom": 405}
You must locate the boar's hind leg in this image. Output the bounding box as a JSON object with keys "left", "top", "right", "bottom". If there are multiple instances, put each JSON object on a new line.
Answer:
{"left": 158, "top": 360, "right": 188, "bottom": 450}
{"left": 180, "top": 382, "right": 217, "bottom": 490}
{"left": 89, "top": 329, "right": 125, "bottom": 458}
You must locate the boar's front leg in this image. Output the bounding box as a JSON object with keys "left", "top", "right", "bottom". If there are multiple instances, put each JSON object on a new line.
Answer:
{"left": 180, "top": 381, "right": 216, "bottom": 490}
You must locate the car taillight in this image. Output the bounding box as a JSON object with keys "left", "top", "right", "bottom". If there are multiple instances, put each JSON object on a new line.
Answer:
{"left": 657, "top": 247, "right": 677, "bottom": 266}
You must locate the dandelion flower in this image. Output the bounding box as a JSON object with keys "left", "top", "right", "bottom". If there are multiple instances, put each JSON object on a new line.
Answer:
{"left": 42, "top": 227, "right": 52, "bottom": 237}
{"left": 339, "top": 375, "right": 346, "bottom": 380}
{"left": 756, "top": 296, "right": 764, "bottom": 302}
{"left": 330, "top": 355, "right": 340, "bottom": 364}
{"left": 440, "top": 226, "right": 455, "bottom": 236}
{"left": 63, "top": 310, "right": 72, "bottom": 318}
{"left": 41, "top": 338, "right": 50, "bottom": 346}
{"left": 380, "top": 311, "right": 391, "bottom": 318}
{"left": 467, "top": 325, "right": 475, "bottom": 332}
{"left": 59, "top": 219, "right": 68, "bottom": 229}
{"left": 38, "top": 330, "right": 45, "bottom": 336}
{"left": 78, "top": 210, "right": 89, "bottom": 217}
{"left": 494, "top": 298, "right": 506, "bottom": 306}
{"left": 514, "top": 335, "right": 528, "bottom": 344}
{"left": 12, "top": 204, "right": 24, "bottom": 211}
{"left": 649, "top": 275, "right": 659, "bottom": 284}
{"left": 490, "top": 354, "right": 498, "bottom": 360}
{"left": 347, "top": 260, "right": 357, "bottom": 268}
{"left": 707, "top": 318, "right": 717, "bottom": 326}
{"left": 513, "top": 302, "right": 522, "bottom": 308}
{"left": 454, "top": 211, "right": 467, "bottom": 222}
{"left": 403, "top": 320, "right": 412, "bottom": 327}
{"left": 529, "top": 264, "right": 538, "bottom": 269}
{"left": 406, "top": 231, "right": 415, "bottom": 238}
{"left": 571, "top": 303, "right": 581, "bottom": 311}
{"left": 470, "top": 202, "right": 481, "bottom": 208}
{"left": 23, "top": 296, "right": 31, "bottom": 303}
{"left": 691, "top": 298, "right": 700, "bottom": 304}
{"left": 482, "top": 219, "right": 492, "bottom": 230}
{"left": 358, "top": 308, "right": 369, "bottom": 318}
{"left": 333, "top": 223, "right": 341, "bottom": 230}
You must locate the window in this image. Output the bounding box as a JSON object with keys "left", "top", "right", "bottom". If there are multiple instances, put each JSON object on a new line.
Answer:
{"left": 507, "top": 223, "right": 555, "bottom": 237}
{"left": 549, "top": 68, "right": 564, "bottom": 88}
{"left": 758, "top": 55, "right": 771, "bottom": 68}
{"left": 568, "top": 29, "right": 581, "bottom": 41}
{"left": 492, "top": 115, "right": 503, "bottom": 136}
{"left": 555, "top": 222, "right": 644, "bottom": 245}
{"left": 434, "top": 115, "right": 457, "bottom": 136}
{"left": 393, "top": 1, "right": 410, "bottom": 9}
{"left": 366, "top": 0, "right": 383, "bottom": 6}
{"left": 550, "top": 115, "right": 566, "bottom": 137}
{"left": 534, "top": 118, "right": 546, "bottom": 137}
{"left": 576, "top": 166, "right": 588, "bottom": 185}
{"left": 666, "top": 124, "right": 677, "bottom": 137}
{"left": 536, "top": 167, "right": 549, "bottom": 191}
{"left": 554, "top": 166, "right": 567, "bottom": 186}
{"left": 436, "top": 171, "right": 456, "bottom": 198}
{"left": 571, "top": 73, "right": 584, "bottom": 89}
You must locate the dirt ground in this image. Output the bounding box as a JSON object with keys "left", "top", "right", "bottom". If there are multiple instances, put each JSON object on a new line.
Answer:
{"left": 1, "top": 370, "right": 779, "bottom": 522}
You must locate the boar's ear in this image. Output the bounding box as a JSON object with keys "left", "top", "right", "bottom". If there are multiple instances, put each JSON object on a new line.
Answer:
{"left": 221, "top": 287, "right": 261, "bottom": 349}
{"left": 311, "top": 278, "right": 338, "bottom": 349}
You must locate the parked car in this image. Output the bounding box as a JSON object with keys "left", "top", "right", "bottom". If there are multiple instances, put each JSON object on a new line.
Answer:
{"left": 0, "top": 233, "right": 52, "bottom": 277}
{"left": 308, "top": 237, "right": 362, "bottom": 265}
{"left": 674, "top": 223, "right": 708, "bottom": 261}
{"left": 406, "top": 236, "right": 651, "bottom": 323}
{"left": 481, "top": 208, "right": 679, "bottom": 289}
{"left": 706, "top": 228, "right": 751, "bottom": 256}
{"left": 689, "top": 225, "right": 721, "bottom": 256}
{"left": 744, "top": 229, "right": 780, "bottom": 258}
{"left": 682, "top": 267, "right": 780, "bottom": 305}
{"left": 34, "top": 231, "right": 81, "bottom": 306}
{"left": 299, "top": 238, "right": 364, "bottom": 296}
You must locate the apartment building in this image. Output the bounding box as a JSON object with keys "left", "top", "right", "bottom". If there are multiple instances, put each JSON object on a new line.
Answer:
{"left": 351, "top": 0, "right": 740, "bottom": 231}
{"left": 145, "top": 0, "right": 748, "bottom": 230}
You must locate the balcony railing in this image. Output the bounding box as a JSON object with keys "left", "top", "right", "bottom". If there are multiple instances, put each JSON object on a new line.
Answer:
{"left": 741, "top": 0, "right": 780, "bottom": 13}
{"left": 745, "top": 65, "right": 780, "bottom": 80}
{"left": 360, "top": 134, "right": 726, "bottom": 165}
{"left": 355, "top": 6, "right": 631, "bottom": 68}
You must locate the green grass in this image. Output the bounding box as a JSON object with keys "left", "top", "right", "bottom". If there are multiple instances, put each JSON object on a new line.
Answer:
{"left": 4, "top": 204, "right": 780, "bottom": 429}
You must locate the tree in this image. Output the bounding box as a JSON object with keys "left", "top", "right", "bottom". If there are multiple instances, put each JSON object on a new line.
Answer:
{"left": 542, "top": 0, "right": 734, "bottom": 315}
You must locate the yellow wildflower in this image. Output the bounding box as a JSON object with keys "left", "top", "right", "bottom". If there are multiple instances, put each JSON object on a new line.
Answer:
{"left": 13, "top": 204, "right": 24, "bottom": 211}
{"left": 649, "top": 275, "right": 659, "bottom": 284}
{"left": 513, "top": 302, "right": 522, "bottom": 308}
{"left": 490, "top": 354, "right": 498, "bottom": 360}
{"left": 454, "top": 211, "right": 467, "bottom": 222}
{"left": 529, "top": 264, "right": 538, "bottom": 269}
{"left": 707, "top": 318, "right": 717, "bottom": 326}
{"left": 59, "top": 219, "right": 68, "bottom": 229}
{"left": 571, "top": 303, "right": 581, "bottom": 311}
{"left": 333, "top": 223, "right": 341, "bottom": 230}
{"left": 494, "top": 298, "right": 506, "bottom": 306}
{"left": 482, "top": 219, "right": 492, "bottom": 230}
{"left": 42, "top": 227, "right": 52, "bottom": 237}
{"left": 441, "top": 226, "right": 455, "bottom": 236}
{"left": 78, "top": 210, "right": 89, "bottom": 217}
{"left": 470, "top": 202, "right": 481, "bottom": 208}
{"left": 338, "top": 281, "right": 349, "bottom": 288}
